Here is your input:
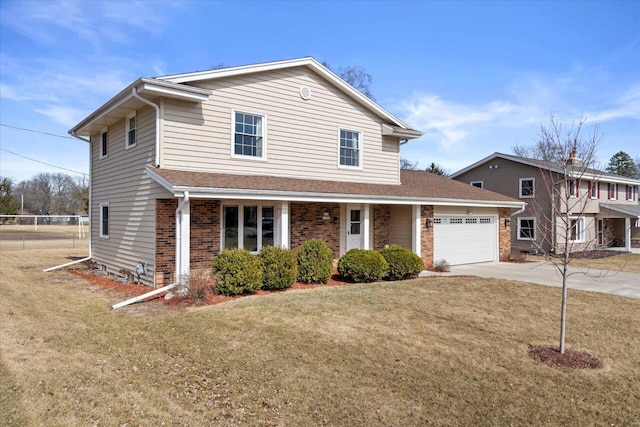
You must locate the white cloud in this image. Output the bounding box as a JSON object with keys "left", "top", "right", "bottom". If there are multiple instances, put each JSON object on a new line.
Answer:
{"left": 34, "top": 105, "right": 92, "bottom": 127}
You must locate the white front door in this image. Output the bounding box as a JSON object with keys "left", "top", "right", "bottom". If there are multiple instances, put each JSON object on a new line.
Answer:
{"left": 346, "top": 205, "right": 363, "bottom": 251}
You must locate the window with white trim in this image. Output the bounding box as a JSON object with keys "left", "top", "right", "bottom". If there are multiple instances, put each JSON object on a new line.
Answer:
{"left": 126, "top": 112, "right": 136, "bottom": 148}
{"left": 470, "top": 181, "right": 483, "bottom": 188}
{"left": 232, "top": 111, "right": 265, "bottom": 159}
{"left": 517, "top": 217, "right": 536, "bottom": 240}
{"left": 100, "top": 203, "right": 109, "bottom": 238}
{"left": 569, "top": 217, "right": 585, "bottom": 242}
{"left": 222, "top": 203, "right": 274, "bottom": 252}
{"left": 589, "top": 181, "right": 598, "bottom": 199}
{"left": 519, "top": 178, "right": 535, "bottom": 198}
{"left": 568, "top": 180, "right": 577, "bottom": 197}
{"left": 626, "top": 185, "right": 634, "bottom": 201}
{"left": 608, "top": 183, "right": 617, "bottom": 200}
{"left": 339, "top": 128, "right": 362, "bottom": 168}
{"left": 100, "top": 129, "right": 108, "bottom": 158}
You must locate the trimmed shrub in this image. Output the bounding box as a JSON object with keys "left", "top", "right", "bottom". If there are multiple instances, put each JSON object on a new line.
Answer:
{"left": 337, "top": 249, "right": 388, "bottom": 283}
{"left": 259, "top": 246, "right": 298, "bottom": 290}
{"left": 212, "top": 248, "right": 263, "bottom": 295}
{"left": 297, "top": 239, "right": 333, "bottom": 284}
{"left": 380, "top": 245, "right": 424, "bottom": 280}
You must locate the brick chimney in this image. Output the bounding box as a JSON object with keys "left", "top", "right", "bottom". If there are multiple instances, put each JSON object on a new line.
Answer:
{"left": 566, "top": 151, "right": 582, "bottom": 167}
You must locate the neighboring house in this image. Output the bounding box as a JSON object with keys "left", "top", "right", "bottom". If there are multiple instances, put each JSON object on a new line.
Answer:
{"left": 69, "top": 58, "right": 524, "bottom": 286}
{"left": 451, "top": 152, "right": 640, "bottom": 254}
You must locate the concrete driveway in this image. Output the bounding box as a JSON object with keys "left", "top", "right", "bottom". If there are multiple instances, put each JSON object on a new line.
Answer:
{"left": 443, "top": 261, "right": 640, "bottom": 299}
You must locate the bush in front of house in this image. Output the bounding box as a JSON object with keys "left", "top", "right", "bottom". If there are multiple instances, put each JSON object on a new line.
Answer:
{"left": 432, "top": 259, "right": 450, "bottom": 272}
{"left": 212, "top": 248, "right": 263, "bottom": 295}
{"left": 379, "top": 245, "right": 424, "bottom": 280}
{"left": 297, "top": 239, "right": 333, "bottom": 284}
{"left": 337, "top": 249, "right": 388, "bottom": 283}
{"left": 259, "top": 246, "right": 298, "bottom": 290}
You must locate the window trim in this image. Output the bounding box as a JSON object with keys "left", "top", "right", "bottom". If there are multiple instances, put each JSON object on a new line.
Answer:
{"left": 608, "top": 183, "right": 617, "bottom": 200}
{"left": 125, "top": 112, "right": 136, "bottom": 149}
{"left": 230, "top": 109, "right": 267, "bottom": 161}
{"left": 568, "top": 179, "right": 579, "bottom": 198}
{"left": 589, "top": 181, "right": 599, "bottom": 199}
{"left": 337, "top": 127, "right": 363, "bottom": 170}
{"left": 569, "top": 216, "right": 586, "bottom": 243}
{"left": 470, "top": 181, "right": 483, "bottom": 189}
{"left": 626, "top": 185, "right": 634, "bottom": 201}
{"left": 517, "top": 217, "right": 536, "bottom": 241}
{"left": 99, "top": 203, "right": 109, "bottom": 239}
{"left": 100, "top": 127, "right": 108, "bottom": 159}
{"left": 220, "top": 202, "right": 275, "bottom": 253}
{"left": 519, "top": 177, "right": 535, "bottom": 198}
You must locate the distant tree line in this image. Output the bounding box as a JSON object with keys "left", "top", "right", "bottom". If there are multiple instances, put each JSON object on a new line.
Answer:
{"left": 0, "top": 173, "right": 88, "bottom": 216}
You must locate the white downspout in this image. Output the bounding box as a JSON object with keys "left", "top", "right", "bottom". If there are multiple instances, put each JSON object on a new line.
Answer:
{"left": 175, "top": 191, "right": 190, "bottom": 284}
{"left": 131, "top": 87, "right": 161, "bottom": 167}
{"left": 44, "top": 133, "right": 93, "bottom": 272}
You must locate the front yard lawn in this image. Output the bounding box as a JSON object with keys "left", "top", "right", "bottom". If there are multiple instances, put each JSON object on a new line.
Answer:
{"left": 1, "top": 248, "right": 639, "bottom": 425}
{"left": 530, "top": 252, "right": 640, "bottom": 274}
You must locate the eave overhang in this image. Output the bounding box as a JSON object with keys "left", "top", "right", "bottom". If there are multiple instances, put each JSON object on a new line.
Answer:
{"left": 381, "top": 124, "right": 423, "bottom": 140}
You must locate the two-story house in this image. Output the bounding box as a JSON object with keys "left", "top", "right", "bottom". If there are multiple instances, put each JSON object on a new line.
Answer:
{"left": 451, "top": 152, "right": 640, "bottom": 254}
{"left": 69, "top": 58, "right": 524, "bottom": 286}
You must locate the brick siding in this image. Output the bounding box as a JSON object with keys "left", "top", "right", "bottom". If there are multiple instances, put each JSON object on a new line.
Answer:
{"left": 290, "top": 202, "right": 341, "bottom": 257}
{"left": 498, "top": 207, "right": 511, "bottom": 261}
{"left": 420, "top": 205, "right": 434, "bottom": 267}
{"left": 373, "top": 205, "right": 390, "bottom": 251}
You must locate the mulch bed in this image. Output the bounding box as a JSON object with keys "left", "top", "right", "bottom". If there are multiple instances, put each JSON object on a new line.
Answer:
{"left": 528, "top": 345, "right": 603, "bottom": 369}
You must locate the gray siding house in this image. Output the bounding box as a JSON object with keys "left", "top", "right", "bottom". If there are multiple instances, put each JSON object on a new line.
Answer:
{"left": 451, "top": 153, "right": 640, "bottom": 254}
{"left": 70, "top": 58, "right": 524, "bottom": 286}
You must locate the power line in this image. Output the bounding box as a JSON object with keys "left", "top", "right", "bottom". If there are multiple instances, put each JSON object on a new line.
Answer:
{"left": 0, "top": 148, "right": 87, "bottom": 176}
{"left": 0, "top": 123, "right": 78, "bottom": 140}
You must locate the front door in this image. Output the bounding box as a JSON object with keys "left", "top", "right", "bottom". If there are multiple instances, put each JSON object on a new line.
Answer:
{"left": 346, "top": 205, "right": 362, "bottom": 251}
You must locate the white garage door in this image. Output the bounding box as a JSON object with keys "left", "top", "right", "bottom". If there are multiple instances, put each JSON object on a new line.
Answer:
{"left": 433, "top": 216, "right": 497, "bottom": 265}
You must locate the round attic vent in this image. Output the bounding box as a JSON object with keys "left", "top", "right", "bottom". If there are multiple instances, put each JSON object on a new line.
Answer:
{"left": 299, "top": 86, "right": 311, "bottom": 100}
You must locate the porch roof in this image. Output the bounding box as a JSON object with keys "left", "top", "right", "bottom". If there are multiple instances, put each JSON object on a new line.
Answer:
{"left": 147, "top": 167, "right": 525, "bottom": 208}
{"left": 600, "top": 203, "right": 640, "bottom": 219}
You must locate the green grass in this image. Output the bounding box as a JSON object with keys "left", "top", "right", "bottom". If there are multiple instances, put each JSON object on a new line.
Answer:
{"left": 1, "top": 247, "right": 639, "bottom": 425}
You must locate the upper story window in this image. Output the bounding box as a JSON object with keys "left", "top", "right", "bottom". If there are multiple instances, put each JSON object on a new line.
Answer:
{"left": 519, "top": 178, "right": 535, "bottom": 198}
{"left": 100, "top": 129, "right": 108, "bottom": 158}
{"left": 470, "top": 181, "right": 483, "bottom": 189}
{"left": 608, "top": 183, "right": 617, "bottom": 200}
{"left": 517, "top": 217, "right": 536, "bottom": 240}
{"left": 569, "top": 217, "right": 585, "bottom": 242}
{"left": 100, "top": 203, "right": 109, "bottom": 238}
{"left": 627, "top": 185, "right": 635, "bottom": 201}
{"left": 339, "top": 128, "right": 362, "bottom": 168}
{"left": 589, "top": 181, "right": 598, "bottom": 199}
{"left": 569, "top": 180, "right": 577, "bottom": 197}
{"left": 126, "top": 112, "right": 136, "bottom": 148}
{"left": 232, "top": 110, "right": 265, "bottom": 159}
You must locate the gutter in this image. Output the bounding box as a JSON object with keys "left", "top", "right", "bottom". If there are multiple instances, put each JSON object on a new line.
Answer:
{"left": 111, "top": 283, "right": 176, "bottom": 310}
{"left": 131, "top": 87, "right": 161, "bottom": 167}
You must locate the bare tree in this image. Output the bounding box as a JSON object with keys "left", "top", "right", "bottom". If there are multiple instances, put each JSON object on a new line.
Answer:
{"left": 400, "top": 158, "right": 420, "bottom": 170}
{"left": 530, "top": 115, "right": 603, "bottom": 354}
{"left": 322, "top": 61, "right": 374, "bottom": 100}
{"left": 14, "top": 172, "right": 87, "bottom": 215}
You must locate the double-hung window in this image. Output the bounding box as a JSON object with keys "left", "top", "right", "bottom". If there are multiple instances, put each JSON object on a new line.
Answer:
{"left": 627, "top": 185, "right": 635, "bottom": 201}
{"left": 608, "top": 183, "right": 617, "bottom": 200}
{"left": 100, "top": 129, "right": 108, "bottom": 158}
{"left": 519, "top": 178, "right": 535, "bottom": 198}
{"left": 568, "top": 180, "right": 577, "bottom": 197}
{"left": 100, "top": 203, "right": 109, "bottom": 238}
{"left": 589, "top": 181, "right": 598, "bottom": 199}
{"left": 517, "top": 217, "right": 536, "bottom": 240}
{"left": 126, "top": 112, "right": 136, "bottom": 148}
{"left": 222, "top": 204, "right": 274, "bottom": 252}
{"left": 339, "top": 128, "right": 362, "bottom": 168}
{"left": 232, "top": 111, "right": 265, "bottom": 159}
{"left": 569, "top": 217, "right": 585, "bottom": 242}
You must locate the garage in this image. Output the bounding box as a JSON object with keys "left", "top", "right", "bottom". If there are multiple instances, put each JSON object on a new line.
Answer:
{"left": 433, "top": 216, "right": 497, "bottom": 265}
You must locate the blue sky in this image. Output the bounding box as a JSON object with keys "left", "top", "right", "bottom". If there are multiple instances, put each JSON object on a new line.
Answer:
{"left": 1, "top": 0, "right": 638, "bottom": 182}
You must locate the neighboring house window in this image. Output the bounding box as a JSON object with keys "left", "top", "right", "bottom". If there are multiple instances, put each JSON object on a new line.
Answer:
{"left": 222, "top": 203, "right": 274, "bottom": 252}
{"left": 589, "top": 181, "right": 598, "bottom": 199}
{"left": 517, "top": 217, "right": 536, "bottom": 240}
{"left": 608, "top": 183, "right": 617, "bottom": 200}
{"left": 339, "top": 128, "right": 362, "bottom": 168}
{"left": 568, "top": 180, "right": 578, "bottom": 197}
{"left": 126, "top": 112, "right": 136, "bottom": 148}
{"left": 232, "top": 110, "right": 265, "bottom": 159}
{"left": 100, "top": 203, "right": 109, "bottom": 238}
{"left": 470, "top": 181, "right": 483, "bottom": 188}
{"left": 519, "top": 178, "right": 535, "bottom": 198}
{"left": 627, "top": 185, "right": 635, "bottom": 201}
{"left": 100, "top": 129, "right": 108, "bottom": 158}
{"left": 569, "top": 217, "right": 585, "bottom": 242}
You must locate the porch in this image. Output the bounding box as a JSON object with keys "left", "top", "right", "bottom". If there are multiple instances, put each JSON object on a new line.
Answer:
{"left": 598, "top": 204, "right": 640, "bottom": 252}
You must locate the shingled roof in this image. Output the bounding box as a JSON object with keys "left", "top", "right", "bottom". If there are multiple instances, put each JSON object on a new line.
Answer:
{"left": 147, "top": 167, "right": 523, "bottom": 208}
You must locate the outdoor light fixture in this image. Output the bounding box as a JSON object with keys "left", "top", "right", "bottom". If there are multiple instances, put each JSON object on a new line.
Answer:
{"left": 333, "top": 217, "right": 339, "bottom": 224}
{"left": 504, "top": 218, "right": 511, "bottom": 227}
{"left": 425, "top": 218, "right": 433, "bottom": 228}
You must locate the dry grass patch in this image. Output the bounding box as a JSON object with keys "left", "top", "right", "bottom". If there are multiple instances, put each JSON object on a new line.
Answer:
{"left": 530, "top": 253, "right": 640, "bottom": 274}
{"left": 1, "top": 247, "right": 639, "bottom": 426}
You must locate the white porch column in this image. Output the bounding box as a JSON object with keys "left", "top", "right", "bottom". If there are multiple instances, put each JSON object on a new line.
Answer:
{"left": 625, "top": 217, "right": 631, "bottom": 252}
{"left": 412, "top": 204, "right": 421, "bottom": 257}
{"left": 363, "top": 203, "right": 370, "bottom": 250}
{"left": 280, "top": 201, "right": 289, "bottom": 249}
{"left": 175, "top": 193, "right": 190, "bottom": 284}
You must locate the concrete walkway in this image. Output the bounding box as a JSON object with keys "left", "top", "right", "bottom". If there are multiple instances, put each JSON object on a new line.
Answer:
{"left": 423, "top": 261, "right": 640, "bottom": 299}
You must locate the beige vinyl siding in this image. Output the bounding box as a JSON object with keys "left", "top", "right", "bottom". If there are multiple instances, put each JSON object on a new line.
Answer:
{"left": 162, "top": 67, "right": 400, "bottom": 184}
{"left": 389, "top": 205, "right": 412, "bottom": 249}
{"left": 91, "top": 105, "right": 171, "bottom": 285}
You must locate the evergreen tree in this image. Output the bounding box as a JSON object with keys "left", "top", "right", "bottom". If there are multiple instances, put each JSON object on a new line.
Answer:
{"left": 0, "top": 177, "right": 19, "bottom": 215}
{"left": 606, "top": 151, "right": 638, "bottom": 178}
